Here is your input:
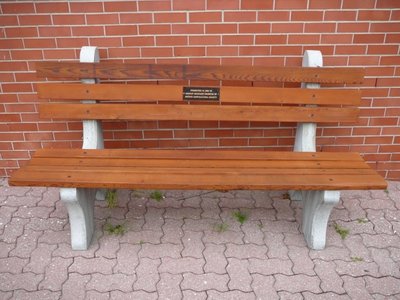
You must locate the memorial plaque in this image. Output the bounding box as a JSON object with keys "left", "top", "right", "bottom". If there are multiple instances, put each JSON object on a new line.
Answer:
{"left": 183, "top": 87, "right": 220, "bottom": 101}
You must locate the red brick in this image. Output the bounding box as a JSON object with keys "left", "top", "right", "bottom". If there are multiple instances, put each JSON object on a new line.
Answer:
{"left": 369, "top": 117, "right": 398, "bottom": 126}
{"left": 53, "top": 14, "right": 85, "bottom": 25}
{"left": 380, "top": 145, "right": 400, "bottom": 153}
{"left": 291, "top": 11, "right": 323, "bottom": 21}
{"left": 324, "top": 10, "right": 356, "bottom": 21}
{"left": 272, "top": 23, "right": 304, "bottom": 33}
{"left": 70, "top": 2, "right": 103, "bottom": 12}
{"left": 120, "top": 13, "right": 153, "bottom": 24}
{"left": 2, "top": 83, "right": 32, "bottom": 93}
{"left": 342, "top": 0, "right": 375, "bottom": 8}
{"left": 358, "top": 10, "right": 391, "bottom": 21}
{"left": 19, "top": 15, "right": 52, "bottom": 25}
{"left": 90, "top": 37, "right": 122, "bottom": 47}
{"left": 159, "top": 139, "right": 189, "bottom": 148}
{"left": 159, "top": 120, "right": 188, "bottom": 128}
{"left": 321, "top": 34, "right": 353, "bottom": 44}
{"left": 241, "top": 0, "right": 273, "bottom": 9}
{"left": 190, "top": 36, "right": 220, "bottom": 46}
{"left": 11, "top": 50, "right": 42, "bottom": 60}
{"left": 138, "top": 0, "right": 170, "bottom": 11}
{"left": 72, "top": 26, "right": 104, "bottom": 37}
{"left": 155, "top": 12, "right": 187, "bottom": 23}
{"left": 0, "top": 132, "right": 24, "bottom": 141}
{"left": 35, "top": 2, "right": 69, "bottom": 13}
{"left": 189, "top": 57, "right": 220, "bottom": 65}
{"left": 370, "top": 45, "right": 399, "bottom": 55}
{"left": 188, "top": 139, "right": 218, "bottom": 148}
{"left": 258, "top": 11, "right": 290, "bottom": 21}
{"left": 39, "top": 27, "right": 71, "bottom": 37}
{"left": 43, "top": 49, "right": 77, "bottom": 60}
{"left": 271, "top": 46, "right": 302, "bottom": 55}
{"left": 87, "top": 14, "right": 119, "bottom": 25}
{"left": 38, "top": 123, "right": 67, "bottom": 131}
{"left": 370, "top": 22, "right": 400, "bottom": 32}
{"left": 288, "top": 34, "right": 320, "bottom": 45}
{"left": 143, "top": 130, "right": 173, "bottom": 139}
{"left": 220, "top": 138, "right": 248, "bottom": 147}
{"left": 0, "top": 39, "right": 23, "bottom": 49}
{"left": 365, "top": 137, "right": 393, "bottom": 144}
{"left": 305, "top": 23, "right": 336, "bottom": 33}
{"left": 207, "top": 0, "right": 239, "bottom": 9}
{"left": 338, "top": 22, "right": 370, "bottom": 32}
{"left": 224, "top": 11, "right": 257, "bottom": 22}
{"left": 353, "top": 34, "right": 385, "bottom": 44}
{"left": 114, "top": 131, "right": 143, "bottom": 139}
{"left": 5, "top": 27, "right": 38, "bottom": 38}
{"left": 309, "top": 0, "right": 341, "bottom": 8}
{"left": 175, "top": 46, "right": 205, "bottom": 57}
{"left": 239, "top": 46, "right": 270, "bottom": 56}
{"left": 223, "top": 35, "right": 253, "bottom": 45}
{"left": 173, "top": 0, "right": 206, "bottom": 10}
{"left": 207, "top": 24, "right": 237, "bottom": 34}
{"left": 386, "top": 34, "right": 400, "bottom": 43}
{"left": 275, "top": 0, "right": 307, "bottom": 9}
{"left": 239, "top": 23, "right": 270, "bottom": 33}
{"left": 189, "top": 12, "right": 221, "bottom": 22}
{"left": 57, "top": 38, "right": 89, "bottom": 48}
{"left": 349, "top": 56, "right": 380, "bottom": 66}
{"left": 172, "top": 24, "right": 204, "bottom": 34}
{"left": 105, "top": 25, "right": 137, "bottom": 36}
{"left": 174, "top": 130, "right": 204, "bottom": 138}
{"left": 207, "top": 46, "right": 238, "bottom": 56}
{"left": 108, "top": 48, "right": 140, "bottom": 58}
{"left": 386, "top": 108, "right": 400, "bottom": 116}
{"left": 1, "top": 3, "right": 34, "bottom": 13}
{"left": 0, "top": 16, "right": 18, "bottom": 26}
{"left": 336, "top": 45, "right": 366, "bottom": 55}
{"left": 124, "top": 36, "right": 155, "bottom": 47}
{"left": 377, "top": 0, "right": 400, "bottom": 8}
{"left": 141, "top": 47, "right": 173, "bottom": 57}
{"left": 105, "top": 1, "right": 137, "bottom": 12}
{"left": 391, "top": 10, "right": 400, "bottom": 20}
{"left": 140, "top": 24, "right": 171, "bottom": 35}
{"left": 255, "top": 35, "right": 286, "bottom": 45}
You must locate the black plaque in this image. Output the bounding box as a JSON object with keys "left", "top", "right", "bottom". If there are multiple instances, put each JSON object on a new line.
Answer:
{"left": 183, "top": 87, "right": 220, "bottom": 101}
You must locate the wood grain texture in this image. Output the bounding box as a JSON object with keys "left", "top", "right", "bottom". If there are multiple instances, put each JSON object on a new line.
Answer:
{"left": 9, "top": 149, "right": 387, "bottom": 190}
{"left": 37, "top": 83, "right": 361, "bottom": 106}
{"left": 39, "top": 103, "right": 359, "bottom": 123}
{"left": 35, "top": 62, "right": 365, "bottom": 84}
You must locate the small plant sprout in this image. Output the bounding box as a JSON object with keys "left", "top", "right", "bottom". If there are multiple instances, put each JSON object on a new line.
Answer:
{"left": 150, "top": 190, "right": 164, "bottom": 202}
{"left": 334, "top": 223, "right": 350, "bottom": 239}
{"left": 105, "top": 189, "right": 118, "bottom": 208}
{"left": 233, "top": 210, "right": 248, "bottom": 225}
{"left": 384, "top": 189, "right": 389, "bottom": 194}
{"left": 357, "top": 218, "right": 368, "bottom": 224}
{"left": 213, "top": 222, "right": 229, "bottom": 233}
{"left": 351, "top": 256, "right": 364, "bottom": 262}
{"left": 104, "top": 222, "right": 126, "bottom": 235}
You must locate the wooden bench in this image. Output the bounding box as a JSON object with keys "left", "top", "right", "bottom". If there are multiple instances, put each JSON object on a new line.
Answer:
{"left": 9, "top": 46, "right": 387, "bottom": 250}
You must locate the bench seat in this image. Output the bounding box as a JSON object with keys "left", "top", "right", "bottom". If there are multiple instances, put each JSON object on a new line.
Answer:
{"left": 10, "top": 148, "right": 386, "bottom": 191}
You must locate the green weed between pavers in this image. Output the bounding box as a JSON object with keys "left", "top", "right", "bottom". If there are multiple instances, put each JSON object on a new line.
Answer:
{"left": 150, "top": 190, "right": 164, "bottom": 202}
{"left": 105, "top": 189, "right": 118, "bottom": 208}
{"left": 213, "top": 222, "right": 229, "bottom": 233}
{"left": 357, "top": 218, "right": 368, "bottom": 224}
{"left": 233, "top": 210, "right": 248, "bottom": 225}
{"left": 334, "top": 223, "right": 350, "bottom": 239}
{"left": 351, "top": 256, "right": 364, "bottom": 262}
{"left": 104, "top": 222, "right": 126, "bottom": 235}
{"left": 384, "top": 189, "right": 389, "bottom": 194}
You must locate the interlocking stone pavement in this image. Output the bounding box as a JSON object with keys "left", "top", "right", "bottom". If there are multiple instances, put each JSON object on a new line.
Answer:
{"left": 0, "top": 178, "right": 399, "bottom": 299}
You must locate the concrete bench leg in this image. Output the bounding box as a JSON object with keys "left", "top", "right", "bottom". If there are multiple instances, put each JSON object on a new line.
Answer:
{"left": 60, "top": 188, "right": 95, "bottom": 250}
{"left": 302, "top": 190, "right": 340, "bottom": 250}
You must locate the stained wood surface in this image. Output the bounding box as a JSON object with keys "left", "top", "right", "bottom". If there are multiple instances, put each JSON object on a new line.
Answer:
{"left": 37, "top": 83, "right": 361, "bottom": 106}
{"left": 9, "top": 149, "right": 387, "bottom": 190}
{"left": 39, "top": 103, "right": 359, "bottom": 123}
{"left": 36, "top": 62, "right": 365, "bottom": 84}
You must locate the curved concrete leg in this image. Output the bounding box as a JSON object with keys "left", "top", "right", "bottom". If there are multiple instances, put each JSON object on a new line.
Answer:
{"left": 60, "top": 188, "right": 95, "bottom": 250}
{"left": 302, "top": 190, "right": 340, "bottom": 250}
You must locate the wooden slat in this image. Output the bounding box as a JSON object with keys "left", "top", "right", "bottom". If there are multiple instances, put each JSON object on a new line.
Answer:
{"left": 37, "top": 83, "right": 361, "bottom": 106}
{"left": 33, "top": 148, "right": 365, "bottom": 162}
{"left": 36, "top": 62, "right": 365, "bottom": 84}
{"left": 9, "top": 169, "right": 387, "bottom": 190}
{"left": 39, "top": 103, "right": 359, "bottom": 123}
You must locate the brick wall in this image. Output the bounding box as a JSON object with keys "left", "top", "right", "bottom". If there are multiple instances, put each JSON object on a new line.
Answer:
{"left": 0, "top": 0, "right": 399, "bottom": 180}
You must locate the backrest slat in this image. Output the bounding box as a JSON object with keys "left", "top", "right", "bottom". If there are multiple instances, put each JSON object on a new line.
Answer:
{"left": 40, "top": 103, "right": 359, "bottom": 123}
{"left": 37, "top": 83, "right": 361, "bottom": 106}
{"left": 36, "top": 62, "right": 365, "bottom": 84}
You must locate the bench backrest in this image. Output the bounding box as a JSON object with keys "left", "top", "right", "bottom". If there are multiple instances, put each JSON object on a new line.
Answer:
{"left": 36, "top": 62, "right": 364, "bottom": 124}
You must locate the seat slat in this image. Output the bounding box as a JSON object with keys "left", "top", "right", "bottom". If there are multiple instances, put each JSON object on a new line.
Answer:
{"left": 37, "top": 83, "right": 361, "bottom": 106}
{"left": 36, "top": 62, "right": 365, "bottom": 84}
{"left": 39, "top": 103, "right": 359, "bottom": 123}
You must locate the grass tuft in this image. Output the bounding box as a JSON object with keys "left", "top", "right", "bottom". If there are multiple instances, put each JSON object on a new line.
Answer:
{"left": 105, "top": 189, "right": 118, "bottom": 208}
{"left": 334, "top": 223, "right": 350, "bottom": 239}
{"left": 233, "top": 210, "right": 248, "bottom": 225}
{"left": 150, "top": 190, "right": 164, "bottom": 202}
{"left": 104, "top": 222, "right": 126, "bottom": 235}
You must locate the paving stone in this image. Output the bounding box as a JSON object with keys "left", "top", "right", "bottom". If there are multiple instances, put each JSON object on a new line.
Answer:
{"left": 261, "top": 220, "right": 300, "bottom": 234}
{"left": 252, "top": 190, "right": 274, "bottom": 209}
{"left": 12, "top": 290, "right": 61, "bottom": 300}
{"left": 38, "top": 229, "right": 71, "bottom": 245}
{"left": 142, "top": 207, "right": 165, "bottom": 231}
{"left": 0, "top": 257, "right": 28, "bottom": 274}
{"left": 248, "top": 207, "right": 276, "bottom": 222}
{"left": 251, "top": 274, "right": 279, "bottom": 300}
{"left": 309, "top": 246, "right": 350, "bottom": 261}
{"left": 283, "top": 232, "right": 307, "bottom": 247}
{"left": 225, "top": 243, "right": 268, "bottom": 259}
{"left": 388, "top": 246, "right": 400, "bottom": 262}
{"left": 370, "top": 247, "right": 400, "bottom": 277}
{"left": 335, "top": 260, "right": 380, "bottom": 277}
{"left": 361, "top": 233, "right": 400, "bottom": 248}
{"left": 39, "top": 257, "right": 73, "bottom": 291}
{"left": 302, "top": 292, "right": 351, "bottom": 299}
{"left": 207, "top": 290, "right": 256, "bottom": 299}
{"left": 182, "top": 290, "right": 207, "bottom": 299}
{"left": 248, "top": 258, "right": 293, "bottom": 276}
{"left": 183, "top": 218, "right": 217, "bottom": 231}
{"left": 203, "top": 243, "right": 228, "bottom": 274}
{"left": 264, "top": 232, "right": 289, "bottom": 259}
{"left": 159, "top": 257, "right": 204, "bottom": 274}
{"left": 95, "top": 234, "right": 121, "bottom": 259}
{"left": 69, "top": 256, "right": 115, "bottom": 275}
{"left": 165, "top": 207, "right": 201, "bottom": 220}
{"left": 200, "top": 196, "right": 221, "bottom": 219}
{"left": 24, "top": 243, "right": 57, "bottom": 273}
{"left": 360, "top": 198, "right": 396, "bottom": 210}
{"left": 242, "top": 221, "right": 265, "bottom": 244}
{"left": 157, "top": 273, "right": 183, "bottom": 299}
{"left": 139, "top": 243, "right": 182, "bottom": 259}
{"left": 203, "top": 229, "right": 244, "bottom": 244}
{"left": 274, "top": 274, "right": 321, "bottom": 294}
{"left": 53, "top": 241, "right": 98, "bottom": 259}
{"left": 9, "top": 229, "right": 42, "bottom": 258}
{"left": 38, "top": 188, "right": 60, "bottom": 207}
{"left": 0, "top": 272, "right": 43, "bottom": 292}
{"left": 0, "top": 291, "right": 12, "bottom": 300}
{"left": 343, "top": 234, "right": 372, "bottom": 262}
{"left": 182, "top": 195, "right": 202, "bottom": 208}
{"left": 0, "top": 206, "right": 17, "bottom": 230}
{"left": 3, "top": 195, "right": 41, "bottom": 207}
{"left": 1, "top": 217, "right": 29, "bottom": 243}
{"left": 219, "top": 195, "right": 254, "bottom": 208}
{"left": 26, "top": 217, "right": 66, "bottom": 231}
{"left": 0, "top": 185, "right": 31, "bottom": 197}
{"left": 61, "top": 272, "right": 90, "bottom": 300}
{"left": 120, "top": 229, "right": 163, "bottom": 244}
{"left": 111, "top": 290, "right": 158, "bottom": 300}
{"left": 0, "top": 242, "right": 14, "bottom": 258}
{"left": 87, "top": 273, "right": 136, "bottom": 293}
{"left": 181, "top": 272, "right": 229, "bottom": 292}
{"left": 314, "top": 260, "right": 345, "bottom": 294}
{"left": 134, "top": 257, "right": 161, "bottom": 292}
{"left": 341, "top": 275, "right": 372, "bottom": 300}
{"left": 367, "top": 209, "right": 394, "bottom": 234}
{"left": 278, "top": 291, "right": 303, "bottom": 300}
{"left": 49, "top": 200, "right": 68, "bottom": 219}
{"left": 14, "top": 206, "right": 54, "bottom": 219}
{"left": 365, "top": 276, "right": 400, "bottom": 295}
{"left": 288, "top": 245, "right": 315, "bottom": 276}
{"left": 226, "top": 258, "right": 252, "bottom": 291}
{"left": 181, "top": 230, "right": 204, "bottom": 258}
{"left": 273, "top": 198, "right": 295, "bottom": 221}
{"left": 114, "top": 243, "right": 140, "bottom": 274}
{"left": 161, "top": 218, "right": 184, "bottom": 244}
{"left": 86, "top": 290, "right": 110, "bottom": 300}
